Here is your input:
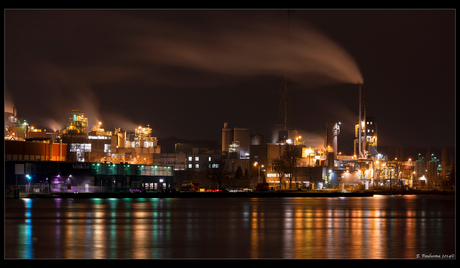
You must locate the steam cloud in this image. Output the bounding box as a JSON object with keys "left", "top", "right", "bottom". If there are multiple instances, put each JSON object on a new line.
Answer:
{"left": 5, "top": 10, "right": 363, "bottom": 132}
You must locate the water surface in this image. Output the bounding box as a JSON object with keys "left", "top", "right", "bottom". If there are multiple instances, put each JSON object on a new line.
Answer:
{"left": 4, "top": 195, "right": 456, "bottom": 259}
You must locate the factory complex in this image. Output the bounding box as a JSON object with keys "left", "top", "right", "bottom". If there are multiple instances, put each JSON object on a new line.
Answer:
{"left": 4, "top": 85, "right": 452, "bottom": 195}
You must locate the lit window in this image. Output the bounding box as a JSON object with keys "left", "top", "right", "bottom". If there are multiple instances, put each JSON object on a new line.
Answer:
{"left": 208, "top": 157, "right": 211, "bottom": 161}
{"left": 188, "top": 164, "right": 192, "bottom": 169}
{"left": 195, "top": 164, "right": 199, "bottom": 169}
{"left": 195, "top": 157, "right": 199, "bottom": 161}
{"left": 104, "top": 144, "right": 111, "bottom": 153}
{"left": 188, "top": 157, "right": 192, "bottom": 161}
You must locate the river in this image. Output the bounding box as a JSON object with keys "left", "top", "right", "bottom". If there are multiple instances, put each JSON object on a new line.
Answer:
{"left": 4, "top": 195, "right": 456, "bottom": 259}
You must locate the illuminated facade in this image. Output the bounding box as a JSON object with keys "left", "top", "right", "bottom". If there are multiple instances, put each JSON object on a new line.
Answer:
{"left": 4, "top": 160, "right": 174, "bottom": 193}
{"left": 250, "top": 143, "right": 329, "bottom": 189}
{"left": 90, "top": 162, "right": 174, "bottom": 191}
{"left": 4, "top": 107, "right": 31, "bottom": 140}
{"left": 66, "top": 110, "right": 88, "bottom": 134}
{"left": 115, "top": 126, "right": 161, "bottom": 164}
{"left": 5, "top": 139, "right": 67, "bottom": 161}
{"left": 354, "top": 116, "right": 378, "bottom": 158}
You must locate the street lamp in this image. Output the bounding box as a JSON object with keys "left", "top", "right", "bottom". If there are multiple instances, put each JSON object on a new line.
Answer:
{"left": 254, "top": 162, "right": 265, "bottom": 185}
{"left": 67, "top": 175, "right": 72, "bottom": 191}
{"left": 254, "top": 162, "right": 260, "bottom": 184}
{"left": 26, "top": 174, "right": 31, "bottom": 193}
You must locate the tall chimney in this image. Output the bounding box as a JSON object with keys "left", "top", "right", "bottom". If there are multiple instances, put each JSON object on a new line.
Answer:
{"left": 358, "top": 84, "right": 367, "bottom": 159}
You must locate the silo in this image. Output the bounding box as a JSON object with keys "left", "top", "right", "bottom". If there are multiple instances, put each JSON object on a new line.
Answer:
{"left": 222, "top": 123, "right": 232, "bottom": 153}
{"left": 117, "top": 129, "right": 126, "bottom": 149}
{"left": 233, "top": 127, "right": 250, "bottom": 159}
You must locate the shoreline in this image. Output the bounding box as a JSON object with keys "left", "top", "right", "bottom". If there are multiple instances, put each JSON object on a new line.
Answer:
{"left": 7, "top": 189, "right": 455, "bottom": 199}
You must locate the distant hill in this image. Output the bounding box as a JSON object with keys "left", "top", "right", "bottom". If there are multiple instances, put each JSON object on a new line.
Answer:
{"left": 157, "top": 137, "right": 221, "bottom": 154}
{"left": 156, "top": 137, "right": 455, "bottom": 161}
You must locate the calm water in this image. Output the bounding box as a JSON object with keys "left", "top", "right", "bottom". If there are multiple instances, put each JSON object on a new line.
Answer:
{"left": 4, "top": 195, "right": 456, "bottom": 259}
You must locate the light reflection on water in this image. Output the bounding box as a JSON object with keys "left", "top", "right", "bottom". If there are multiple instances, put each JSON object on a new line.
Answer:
{"left": 4, "top": 195, "right": 455, "bottom": 259}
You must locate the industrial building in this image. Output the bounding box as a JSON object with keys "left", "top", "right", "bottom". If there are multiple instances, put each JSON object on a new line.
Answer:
{"left": 5, "top": 139, "right": 67, "bottom": 161}
{"left": 222, "top": 122, "right": 251, "bottom": 160}
{"left": 220, "top": 119, "right": 332, "bottom": 190}
{"left": 5, "top": 81, "right": 451, "bottom": 193}
{"left": 4, "top": 109, "right": 175, "bottom": 193}
{"left": 218, "top": 83, "right": 423, "bottom": 191}
{"left": 5, "top": 160, "right": 175, "bottom": 194}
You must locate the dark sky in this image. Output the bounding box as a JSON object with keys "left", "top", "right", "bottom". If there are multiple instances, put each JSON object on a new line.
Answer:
{"left": 4, "top": 9, "right": 456, "bottom": 154}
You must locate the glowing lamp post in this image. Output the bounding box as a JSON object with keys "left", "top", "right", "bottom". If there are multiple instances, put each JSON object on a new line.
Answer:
{"left": 254, "top": 162, "right": 264, "bottom": 184}
{"left": 254, "top": 162, "right": 260, "bottom": 184}
{"left": 26, "top": 174, "right": 31, "bottom": 193}
{"left": 67, "top": 175, "right": 72, "bottom": 190}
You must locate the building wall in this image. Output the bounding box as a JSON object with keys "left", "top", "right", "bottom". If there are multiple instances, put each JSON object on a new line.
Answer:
{"left": 5, "top": 140, "right": 67, "bottom": 161}
{"left": 186, "top": 151, "right": 222, "bottom": 170}
{"left": 5, "top": 160, "right": 174, "bottom": 192}
{"left": 233, "top": 128, "right": 250, "bottom": 159}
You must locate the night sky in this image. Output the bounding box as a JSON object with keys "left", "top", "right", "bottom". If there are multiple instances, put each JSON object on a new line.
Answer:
{"left": 4, "top": 9, "right": 456, "bottom": 155}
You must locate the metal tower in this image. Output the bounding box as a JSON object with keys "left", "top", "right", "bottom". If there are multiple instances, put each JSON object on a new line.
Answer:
{"left": 275, "top": 10, "right": 297, "bottom": 135}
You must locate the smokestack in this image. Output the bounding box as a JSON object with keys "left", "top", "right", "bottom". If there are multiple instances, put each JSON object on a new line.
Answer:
{"left": 326, "top": 122, "right": 340, "bottom": 160}
{"left": 358, "top": 84, "right": 367, "bottom": 159}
